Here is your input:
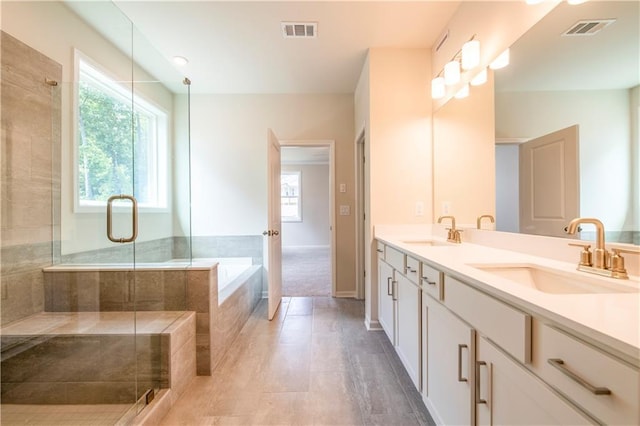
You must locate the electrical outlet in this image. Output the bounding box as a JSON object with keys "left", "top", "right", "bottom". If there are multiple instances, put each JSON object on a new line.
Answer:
{"left": 415, "top": 201, "right": 424, "bottom": 216}
{"left": 339, "top": 205, "right": 350, "bottom": 216}
{"left": 442, "top": 201, "right": 451, "bottom": 215}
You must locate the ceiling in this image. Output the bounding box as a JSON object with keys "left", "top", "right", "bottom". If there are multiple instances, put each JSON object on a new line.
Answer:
{"left": 281, "top": 146, "right": 330, "bottom": 165}
{"left": 495, "top": 1, "right": 639, "bottom": 92}
{"left": 109, "top": 1, "right": 460, "bottom": 94}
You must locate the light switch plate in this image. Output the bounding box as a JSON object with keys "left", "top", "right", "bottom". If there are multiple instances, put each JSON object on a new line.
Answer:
{"left": 339, "top": 183, "right": 346, "bottom": 193}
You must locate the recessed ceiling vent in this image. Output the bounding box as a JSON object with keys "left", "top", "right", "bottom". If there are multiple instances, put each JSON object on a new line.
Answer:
{"left": 562, "top": 19, "right": 615, "bottom": 36}
{"left": 281, "top": 22, "right": 317, "bottom": 39}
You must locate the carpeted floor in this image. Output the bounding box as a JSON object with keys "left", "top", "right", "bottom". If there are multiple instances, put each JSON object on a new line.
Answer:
{"left": 282, "top": 246, "right": 331, "bottom": 296}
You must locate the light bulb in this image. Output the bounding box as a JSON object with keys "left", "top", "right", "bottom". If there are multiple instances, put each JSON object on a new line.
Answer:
{"left": 173, "top": 56, "right": 189, "bottom": 66}
{"left": 489, "top": 49, "right": 509, "bottom": 70}
{"left": 461, "top": 40, "right": 480, "bottom": 70}
{"left": 431, "top": 77, "right": 446, "bottom": 99}
{"left": 444, "top": 60, "right": 460, "bottom": 86}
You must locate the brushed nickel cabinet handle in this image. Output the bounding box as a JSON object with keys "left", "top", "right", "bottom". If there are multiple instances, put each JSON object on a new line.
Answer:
{"left": 547, "top": 358, "right": 611, "bottom": 395}
{"left": 107, "top": 194, "right": 138, "bottom": 243}
{"left": 392, "top": 280, "right": 398, "bottom": 301}
{"left": 457, "top": 344, "right": 468, "bottom": 382}
{"left": 387, "top": 277, "right": 392, "bottom": 296}
{"left": 476, "top": 361, "right": 487, "bottom": 404}
{"left": 376, "top": 248, "right": 384, "bottom": 253}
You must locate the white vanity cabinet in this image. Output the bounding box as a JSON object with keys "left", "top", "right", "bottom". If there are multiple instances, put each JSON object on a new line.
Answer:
{"left": 378, "top": 258, "right": 396, "bottom": 344}
{"left": 423, "top": 292, "right": 475, "bottom": 426}
{"left": 476, "top": 335, "right": 593, "bottom": 425}
{"left": 396, "top": 265, "right": 421, "bottom": 389}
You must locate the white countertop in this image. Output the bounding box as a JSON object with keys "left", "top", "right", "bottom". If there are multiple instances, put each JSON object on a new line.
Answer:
{"left": 375, "top": 228, "right": 640, "bottom": 365}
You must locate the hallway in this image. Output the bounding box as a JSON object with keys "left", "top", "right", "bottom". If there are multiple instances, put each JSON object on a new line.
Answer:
{"left": 159, "top": 297, "right": 434, "bottom": 425}
{"left": 282, "top": 247, "right": 331, "bottom": 297}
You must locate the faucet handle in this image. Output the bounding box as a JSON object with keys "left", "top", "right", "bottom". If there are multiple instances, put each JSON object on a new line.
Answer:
{"left": 569, "top": 243, "right": 592, "bottom": 267}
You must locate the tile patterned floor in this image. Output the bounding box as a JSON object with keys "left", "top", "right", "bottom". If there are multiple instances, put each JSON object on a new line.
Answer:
{"left": 159, "top": 297, "right": 435, "bottom": 426}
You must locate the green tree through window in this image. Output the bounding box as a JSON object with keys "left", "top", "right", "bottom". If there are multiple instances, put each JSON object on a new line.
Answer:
{"left": 77, "top": 57, "right": 166, "bottom": 208}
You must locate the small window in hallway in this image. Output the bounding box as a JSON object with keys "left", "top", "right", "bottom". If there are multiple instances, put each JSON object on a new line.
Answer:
{"left": 75, "top": 54, "right": 168, "bottom": 210}
{"left": 281, "top": 171, "right": 301, "bottom": 222}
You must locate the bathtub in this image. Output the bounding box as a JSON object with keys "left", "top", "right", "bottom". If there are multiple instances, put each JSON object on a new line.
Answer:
{"left": 44, "top": 257, "right": 258, "bottom": 303}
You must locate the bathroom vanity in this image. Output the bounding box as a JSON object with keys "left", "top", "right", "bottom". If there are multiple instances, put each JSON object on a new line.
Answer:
{"left": 375, "top": 227, "right": 639, "bottom": 425}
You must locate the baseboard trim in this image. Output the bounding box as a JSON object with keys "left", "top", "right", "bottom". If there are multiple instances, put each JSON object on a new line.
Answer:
{"left": 282, "top": 244, "right": 330, "bottom": 249}
{"left": 365, "top": 316, "right": 382, "bottom": 331}
{"left": 334, "top": 291, "right": 356, "bottom": 298}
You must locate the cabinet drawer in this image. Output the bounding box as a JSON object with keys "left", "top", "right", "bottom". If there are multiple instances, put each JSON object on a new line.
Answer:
{"left": 444, "top": 276, "right": 531, "bottom": 363}
{"left": 376, "top": 241, "right": 385, "bottom": 259}
{"left": 533, "top": 323, "right": 639, "bottom": 425}
{"left": 421, "top": 262, "right": 443, "bottom": 301}
{"left": 405, "top": 255, "right": 420, "bottom": 284}
{"left": 386, "top": 246, "right": 405, "bottom": 272}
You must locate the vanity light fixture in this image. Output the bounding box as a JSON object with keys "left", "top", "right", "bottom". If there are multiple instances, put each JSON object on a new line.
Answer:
{"left": 444, "top": 60, "right": 461, "bottom": 85}
{"left": 454, "top": 83, "right": 469, "bottom": 99}
{"left": 525, "top": 0, "right": 544, "bottom": 4}
{"left": 470, "top": 68, "right": 487, "bottom": 86}
{"left": 567, "top": 0, "right": 589, "bottom": 4}
{"left": 489, "top": 48, "right": 510, "bottom": 69}
{"left": 461, "top": 39, "right": 480, "bottom": 70}
{"left": 431, "top": 76, "right": 446, "bottom": 99}
{"left": 172, "top": 56, "right": 189, "bottom": 66}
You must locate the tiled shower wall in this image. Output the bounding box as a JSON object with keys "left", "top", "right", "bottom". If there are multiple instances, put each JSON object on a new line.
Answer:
{"left": 1, "top": 31, "right": 62, "bottom": 326}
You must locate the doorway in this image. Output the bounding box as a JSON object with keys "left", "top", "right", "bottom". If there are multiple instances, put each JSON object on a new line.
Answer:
{"left": 279, "top": 141, "right": 335, "bottom": 297}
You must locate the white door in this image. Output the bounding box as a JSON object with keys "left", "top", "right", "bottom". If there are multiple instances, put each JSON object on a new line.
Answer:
{"left": 519, "top": 125, "right": 579, "bottom": 237}
{"left": 266, "top": 129, "right": 282, "bottom": 320}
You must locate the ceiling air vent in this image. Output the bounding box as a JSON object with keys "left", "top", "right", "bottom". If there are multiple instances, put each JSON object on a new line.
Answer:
{"left": 281, "top": 22, "right": 317, "bottom": 39}
{"left": 562, "top": 19, "right": 615, "bottom": 36}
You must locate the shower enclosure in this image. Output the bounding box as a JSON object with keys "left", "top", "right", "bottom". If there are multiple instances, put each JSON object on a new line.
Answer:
{"left": 1, "top": 1, "right": 193, "bottom": 424}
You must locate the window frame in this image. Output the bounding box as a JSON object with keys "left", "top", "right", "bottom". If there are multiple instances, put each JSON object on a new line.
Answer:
{"left": 281, "top": 170, "right": 302, "bottom": 222}
{"left": 73, "top": 50, "right": 169, "bottom": 213}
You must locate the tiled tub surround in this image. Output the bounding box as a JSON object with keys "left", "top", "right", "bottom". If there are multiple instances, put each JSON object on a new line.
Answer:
{"left": 0, "top": 311, "right": 195, "bottom": 408}
{"left": 43, "top": 259, "right": 263, "bottom": 375}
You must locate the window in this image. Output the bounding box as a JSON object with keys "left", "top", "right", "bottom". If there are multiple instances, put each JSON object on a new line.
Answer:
{"left": 281, "top": 171, "right": 301, "bottom": 222}
{"left": 76, "top": 55, "right": 167, "bottom": 210}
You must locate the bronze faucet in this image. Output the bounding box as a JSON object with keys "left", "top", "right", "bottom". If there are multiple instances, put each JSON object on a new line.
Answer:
{"left": 438, "top": 216, "right": 462, "bottom": 243}
{"left": 476, "top": 214, "right": 495, "bottom": 230}
{"left": 565, "top": 217, "right": 637, "bottom": 279}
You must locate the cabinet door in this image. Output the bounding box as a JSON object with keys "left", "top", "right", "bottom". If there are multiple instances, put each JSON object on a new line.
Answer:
{"left": 424, "top": 295, "right": 474, "bottom": 426}
{"left": 396, "top": 273, "right": 420, "bottom": 390}
{"left": 476, "top": 336, "right": 593, "bottom": 425}
{"left": 378, "top": 260, "right": 395, "bottom": 344}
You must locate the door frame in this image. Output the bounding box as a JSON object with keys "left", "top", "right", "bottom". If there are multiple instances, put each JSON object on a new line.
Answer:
{"left": 354, "top": 128, "right": 366, "bottom": 300}
{"left": 278, "top": 139, "right": 336, "bottom": 297}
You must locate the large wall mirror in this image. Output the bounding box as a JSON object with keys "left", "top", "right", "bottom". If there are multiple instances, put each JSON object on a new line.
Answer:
{"left": 494, "top": 1, "right": 639, "bottom": 244}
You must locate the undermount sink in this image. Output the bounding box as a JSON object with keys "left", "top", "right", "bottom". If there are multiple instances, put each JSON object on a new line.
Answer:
{"left": 469, "top": 263, "right": 639, "bottom": 294}
{"left": 400, "top": 240, "right": 452, "bottom": 247}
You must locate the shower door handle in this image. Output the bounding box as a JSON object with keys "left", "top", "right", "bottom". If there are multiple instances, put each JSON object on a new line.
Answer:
{"left": 107, "top": 194, "right": 138, "bottom": 243}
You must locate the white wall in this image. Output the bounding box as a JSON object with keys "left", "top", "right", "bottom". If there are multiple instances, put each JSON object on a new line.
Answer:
{"left": 495, "top": 89, "right": 635, "bottom": 232}
{"left": 183, "top": 94, "right": 356, "bottom": 293}
{"left": 1, "top": 1, "right": 177, "bottom": 254}
{"left": 281, "top": 164, "right": 330, "bottom": 247}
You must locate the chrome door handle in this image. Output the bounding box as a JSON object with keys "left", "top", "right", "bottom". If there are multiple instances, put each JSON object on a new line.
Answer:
{"left": 547, "top": 359, "right": 611, "bottom": 395}
{"left": 107, "top": 195, "right": 138, "bottom": 243}
{"left": 457, "top": 344, "right": 468, "bottom": 382}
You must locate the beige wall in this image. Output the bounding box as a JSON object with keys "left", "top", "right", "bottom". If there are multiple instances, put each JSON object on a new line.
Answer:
{"left": 184, "top": 94, "right": 356, "bottom": 295}
{"left": 356, "top": 48, "right": 432, "bottom": 326}
{"left": 433, "top": 74, "right": 495, "bottom": 226}
{"left": 1, "top": 1, "right": 177, "bottom": 255}
{"left": 281, "top": 164, "right": 331, "bottom": 248}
